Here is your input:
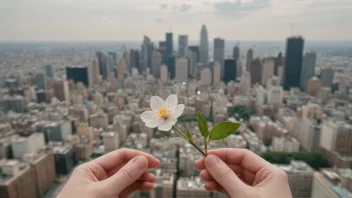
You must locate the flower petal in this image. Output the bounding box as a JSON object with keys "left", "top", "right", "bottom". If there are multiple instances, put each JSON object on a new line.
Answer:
{"left": 158, "top": 121, "right": 173, "bottom": 131}
{"left": 173, "top": 104, "right": 185, "bottom": 118}
{"left": 165, "top": 94, "right": 178, "bottom": 110}
{"left": 150, "top": 96, "right": 165, "bottom": 111}
{"left": 145, "top": 119, "right": 163, "bottom": 128}
{"left": 140, "top": 111, "right": 157, "bottom": 124}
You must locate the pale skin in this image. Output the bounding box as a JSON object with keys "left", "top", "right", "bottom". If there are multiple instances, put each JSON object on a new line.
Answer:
{"left": 194, "top": 148, "right": 293, "bottom": 198}
{"left": 57, "top": 148, "right": 160, "bottom": 198}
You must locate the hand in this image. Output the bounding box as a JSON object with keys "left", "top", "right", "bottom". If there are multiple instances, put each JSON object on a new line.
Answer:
{"left": 194, "top": 149, "right": 292, "bottom": 198}
{"left": 57, "top": 148, "right": 160, "bottom": 198}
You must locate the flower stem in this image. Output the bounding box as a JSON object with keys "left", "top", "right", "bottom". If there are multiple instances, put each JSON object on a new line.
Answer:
{"left": 172, "top": 125, "right": 206, "bottom": 156}
{"left": 204, "top": 138, "right": 208, "bottom": 156}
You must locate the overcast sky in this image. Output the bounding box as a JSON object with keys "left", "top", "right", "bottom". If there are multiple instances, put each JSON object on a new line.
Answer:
{"left": 0, "top": 0, "right": 351, "bottom": 41}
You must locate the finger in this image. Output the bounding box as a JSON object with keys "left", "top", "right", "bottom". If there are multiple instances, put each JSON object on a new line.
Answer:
{"left": 195, "top": 149, "right": 269, "bottom": 173}
{"left": 205, "top": 154, "right": 249, "bottom": 195}
{"left": 200, "top": 164, "right": 256, "bottom": 185}
{"left": 98, "top": 155, "right": 149, "bottom": 195}
{"left": 204, "top": 181, "right": 230, "bottom": 197}
{"left": 93, "top": 148, "right": 160, "bottom": 171}
{"left": 138, "top": 172, "right": 156, "bottom": 182}
{"left": 119, "top": 181, "right": 154, "bottom": 198}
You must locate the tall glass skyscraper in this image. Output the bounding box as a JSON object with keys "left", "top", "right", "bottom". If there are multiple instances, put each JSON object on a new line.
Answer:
{"left": 283, "top": 36, "right": 304, "bottom": 90}
{"left": 199, "top": 25, "right": 208, "bottom": 64}
{"left": 178, "top": 35, "right": 188, "bottom": 58}
{"left": 166, "top": 33, "right": 173, "bottom": 57}
{"left": 223, "top": 59, "right": 237, "bottom": 84}
{"left": 300, "top": 51, "right": 316, "bottom": 91}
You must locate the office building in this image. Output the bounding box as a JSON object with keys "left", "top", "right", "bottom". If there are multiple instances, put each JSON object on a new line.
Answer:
{"left": 35, "top": 73, "right": 46, "bottom": 90}
{"left": 223, "top": 59, "right": 237, "bottom": 84}
{"left": 239, "top": 71, "right": 251, "bottom": 95}
{"left": 283, "top": 36, "right": 304, "bottom": 90}
{"left": 117, "top": 58, "right": 127, "bottom": 79}
{"left": 320, "top": 66, "right": 334, "bottom": 87}
{"left": 177, "top": 177, "right": 210, "bottom": 198}
{"left": 188, "top": 46, "right": 200, "bottom": 63}
{"left": 199, "top": 25, "right": 209, "bottom": 64}
{"left": 312, "top": 169, "right": 352, "bottom": 198}
{"left": 271, "top": 136, "right": 300, "bottom": 152}
{"left": 96, "top": 51, "right": 108, "bottom": 80}
{"left": 0, "top": 160, "right": 39, "bottom": 198}
{"left": 53, "top": 80, "right": 70, "bottom": 101}
{"left": 214, "top": 38, "right": 225, "bottom": 77}
{"left": 200, "top": 68, "right": 211, "bottom": 86}
{"left": 320, "top": 120, "right": 352, "bottom": 155}
{"left": 66, "top": 66, "right": 89, "bottom": 87}
{"left": 151, "top": 50, "right": 162, "bottom": 78}
{"left": 11, "top": 133, "right": 45, "bottom": 159}
{"left": 167, "top": 56, "right": 176, "bottom": 79}
{"left": 175, "top": 58, "right": 189, "bottom": 83}
{"left": 35, "top": 121, "right": 73, "bottom": 143}
{"left": 262, "top": 57, "right": 275, "bottom": 86}
{"left": 45, "top": 64, "right": 56, "bottom": 79}
{"left": 296, "top": 118, "right": 321, "bottom": 152}
{"left": 250, "top": 58, "right": 262, "bottom": 85}
{"left": 92, "top": 58, "right": 101, "bottom": 84}
{"left": 319, "top": 87, "right": 331, "bottom": 103}
{"left": 300, "top": 52, "right": 316, "bottom": 90}
{"left": 89, "top": 111, "right": 109, "bottom": 129}
{"left": 267, "top": 86, "right": 283, "bottom": 104}
{"left": 160, "top": 65, "right": 168, "bottom": 83}
{"left": 277, "top": 161, "right": 313, "bottom": 198}
{"left": 246, "top": 48, "right": 253, "bottom": 72}
{"left": 178, "top": 35, "right": 188, "bottom": 57}
{"left": 107, "top": 52, "right": 116, "bottom": 76}
{"left": 142, "top": 36, "right": 154, "bottom": 72}
{"left": 1, "top": 95, "right": 26, "bottom": 113}
{"left": 306, "top": 77, "right": 321, "bottom": 97}
{"left": 53, "top": 146, "right": 75, "bottom": 175}
{"left": 188, "top": 46, "right": 199, "bottom": 77}
{"left": 213, "top": 62, "right": 221, "bottom": 87}
{"left": 233, "top": 45, "right": 240, "bottom": 60}
{"left": 274, "top": 52, "right": 284, "bottom": 75}
{"left": 166, "top": 33, "right": 173, "bottom": 56}
{"left": 102, "top": 132, "right": 119, "bottom": 153}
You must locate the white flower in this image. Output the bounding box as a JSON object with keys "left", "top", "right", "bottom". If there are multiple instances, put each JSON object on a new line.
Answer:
{"left": 140, "top": 94, "right": 185, "bottom": 131}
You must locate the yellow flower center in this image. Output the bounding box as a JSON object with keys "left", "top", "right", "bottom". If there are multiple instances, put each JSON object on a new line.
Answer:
{"left": 158, "top": 107, "right": 169, "bottom": 120}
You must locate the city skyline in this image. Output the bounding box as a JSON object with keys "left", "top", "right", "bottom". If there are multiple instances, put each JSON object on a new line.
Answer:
{"left": 1, "top": 0, "right": 352, "bottom": 41}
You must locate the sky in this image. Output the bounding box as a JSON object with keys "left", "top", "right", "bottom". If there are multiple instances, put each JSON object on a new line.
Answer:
{"left": 0, "top": 0, "right": 351, "bottom": 41}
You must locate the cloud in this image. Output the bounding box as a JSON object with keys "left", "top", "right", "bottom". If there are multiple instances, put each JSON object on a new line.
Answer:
{"left": 214, "top": 0, "right": 270, "bottom": 13}
{"left": 179, "top": 4, "right": 192, "bottom": 12}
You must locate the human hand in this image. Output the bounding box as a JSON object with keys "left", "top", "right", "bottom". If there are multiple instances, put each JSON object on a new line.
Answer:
{"left": 57, "top": 148, "right": 160, "bottom": 198}
{"left": 194, "top": 149, "right": 292, "bottom": 198}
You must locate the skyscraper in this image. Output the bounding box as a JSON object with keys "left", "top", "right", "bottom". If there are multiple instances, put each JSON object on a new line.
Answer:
{"left": 130, "top": 49, "right": 141, "bottom": 72}
{"left": 239, "top": 71, "right": 251, "bottom": 96}
{"left": 246, "top": 49, "right": 253, "bottom": 72}
{"left": 151, "top": 50, "right": 162, "bottom": 78}
{"left": 92, "top": 58, "right": 100, "bottom": 84}
{"left": 117, "top": 58, "right": 127, "bottom": 79}
{"left": 159, "top": 41, "right": 168, "bottom": 64}
{"left": 160, "top": 65, "right": 168, "bottom": 83}
{"left": 233, "top": 45, "right": 240, "bottom": 60}
{"left": 199, "top": 25, "right": 208, "bottom": 64}
{"left": 96, "top": 52, "right": 108, "bottom": 80}
{"left": 300, "top": 52, "right": 316, "bottom": 91}
{"left": 166, "top": 33, "right": 173, "bottom": 56}
{"left": 53, "top": 80, "right": 70, "bottom": 101}
{"left": 45, "top": 65, "right": 56, "bottom": 79}
{"left": 274, "top": 52, "right": 284, "bottom": 75}
{"left": 283, "top": 36, "right": 304, "bottom": 90}
{"left": 262, "top": 57, "right": 275, "bottom": 86}
{"left": 142, "top": 36, "right": 154, "bottom": 72}
{"left": 188, "top": 46, "right": 200, "bottom": 63}
{"left": 223, "top": 59, "right": 237, "bottom": 84}
{"left": 66, "top": 66, "right": 89, "bottom": 87}
{"left": 35, "top": 73, "right": 46, "bottom": 90}
{"left": 200, "top": 68, "right": 211, "bottom": 86}
{"left": 178, "top": 35, "right": 188, "bottom": 58}
{"left": 175, "top": 58, "right": 188, "bottom": 83}
{"left": 167, "top": 56, "right": 176, "bottom": 80}
{"left": 213, "top": 62, "right": 221, "bottom": 87}
{"left": 320, "top": 66, "right": 334, "bottom": 87}
{"left": 214, "top": 38, "right": 225, "bottom": 78}
{"left": 250, "top": 58, "right": 262, "bottom": 85}
{"left": 306, "top": 77, "right": 321, "bottom": 97}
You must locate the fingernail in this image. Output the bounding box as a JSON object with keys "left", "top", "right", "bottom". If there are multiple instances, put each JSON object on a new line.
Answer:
{"left": 133, "top": 156, "right": 148, "bottom": 169}
{"left": 205, "top": 155, "right": 220, "bottom": 168}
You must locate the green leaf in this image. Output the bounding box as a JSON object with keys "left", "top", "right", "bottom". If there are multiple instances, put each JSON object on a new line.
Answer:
{"left": 156, "top": 137, "right": 189, "bottom": 147}
{"left": 186, "top": 124, "right": 193, "bottom": 140}
{"left": 197, "top": 112, "right": 208, "bottom": 138}
{"left": 209, "top": 122, "right": 241, "bottom": 140}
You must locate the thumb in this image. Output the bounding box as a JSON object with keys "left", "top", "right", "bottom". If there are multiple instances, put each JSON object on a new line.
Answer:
{"left": 205, "top": 155, "right": 248, "bottom": 195}
{"left": 99, "top": 155, "right": 149, "bottom": 195}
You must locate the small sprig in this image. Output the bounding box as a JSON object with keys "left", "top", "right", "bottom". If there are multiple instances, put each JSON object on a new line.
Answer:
{"left": 140, "top": 95, "right": 241, "bottom": 156}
